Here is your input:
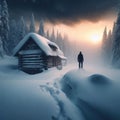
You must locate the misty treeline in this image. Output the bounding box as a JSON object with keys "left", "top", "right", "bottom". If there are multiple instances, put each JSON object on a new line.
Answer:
{"left": 0, "top": 0, "right": 76, "bottom": 60}
{"left": 102, "top": 10, "right": 120, "bottom": 68}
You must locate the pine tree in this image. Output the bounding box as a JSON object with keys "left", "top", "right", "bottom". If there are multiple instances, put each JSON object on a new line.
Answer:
{"left": 112, "top": 10, "right": 120, "bottom": 67}
{"left": 106, "top": 30, "right": 112, "bottom": 60}
{"left": 56, "top": 30, "right": 63, "bottom": 50}
{"left": 16, "top": 16, "right": 26, "bottom": 44}
{"left": 63, "top": 34, "right": 71, "bottom": 58}
{"left": 102, "top": 27, "right": 108, "bottom": 47}
{"left": 8, "top": 19, "right": 18, "bottom": 54}
{"left": 38, "top": 20, "right": 45, "bottom": 36}
{"left": 0, "top": 36, "right": 4, "bottom": 58}
{"left": 111, "top": 22, "right": 116, "bottom": 55}
{"left": 0, "top": 0, "right": 9, "bottom": 54}
{"left": 20, "top": 16, "right": 26, "bottom": 37}
{"left": 102, "top": 27, "right": 108, "bottom": 59}
{"left": 102, "top": 27, "right": 113, "bottom": 62}
{"left": 50, "top": 28, "right": 56, "bottom": 42}
{"left": 45, "top": 30, "right": 50, "bottom": 39}
{"left": 25, "top": 22, "right": 29, "bottom": 35}
{"left": 107, "top": 30, "right": 112, "bottom": 50}
{"left": 0, "top": 4, "right": 2, "bottom": 29}
{"left": 29, "top": 13, "right": 35, "bottom": 32}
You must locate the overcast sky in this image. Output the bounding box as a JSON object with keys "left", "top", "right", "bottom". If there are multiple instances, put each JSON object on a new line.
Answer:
{"left": 7, "top": 0, "right": 119, "bottom": 24}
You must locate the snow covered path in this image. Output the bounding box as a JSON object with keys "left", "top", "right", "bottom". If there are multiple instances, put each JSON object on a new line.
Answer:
{"left": 0, "top": 57, "right": 84, "bottom": 120}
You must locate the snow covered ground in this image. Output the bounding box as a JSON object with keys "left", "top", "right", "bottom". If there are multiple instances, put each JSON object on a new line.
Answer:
{"left": 1, "top": 56, "right": 120, "bottom": 120}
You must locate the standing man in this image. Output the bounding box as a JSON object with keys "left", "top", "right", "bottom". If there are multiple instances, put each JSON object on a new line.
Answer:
{"left": 77, "top": 51, "right": 84, "bottom": 68}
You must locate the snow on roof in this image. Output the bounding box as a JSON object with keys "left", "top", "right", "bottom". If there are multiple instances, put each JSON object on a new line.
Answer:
{"left": 13, "top": 33, "right": 66, "bottom": 59}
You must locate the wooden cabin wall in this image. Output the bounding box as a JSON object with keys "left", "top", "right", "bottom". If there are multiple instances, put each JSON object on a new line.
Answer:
{"left": 19, "top": 55, "right": 62, "bottom": 70}
{"left": 47, "top": 56, "right": 62, "bottom": 68}
{"left": 18, "top": 53, "right": 47, "bottom": 73}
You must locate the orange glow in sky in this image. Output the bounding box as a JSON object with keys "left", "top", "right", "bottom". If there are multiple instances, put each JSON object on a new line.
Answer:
{"left": 44, "top": 12, "right": 117, "bottom": 47}
{"left": 55, "top": 21, "right": 114, "bottom": 44}
{"left": 48, "top": 13, "right": 117, "bottom": 45}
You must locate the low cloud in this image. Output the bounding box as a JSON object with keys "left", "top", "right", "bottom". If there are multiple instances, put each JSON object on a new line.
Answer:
{"left": 7, "top": 0, "right": 119, "bottom": 24}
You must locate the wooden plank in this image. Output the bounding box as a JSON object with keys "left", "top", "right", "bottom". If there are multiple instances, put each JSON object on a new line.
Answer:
{"left": 22, "top": 61, "right": 42, "bottom": 63}
{"left": 21, "top": 59, "right": 44, "bottom": 61}
{"left": 22, "top": 60, "right": 43, "bottom": 63}
{"left": 21, "top": 56, "right": 42, "bottom": 58}
{"left": 21, "top": 63, "right": 43, "bottom": 65}
{"left": 21, "top": 63, "right": 44, "bottom": 65}
{"left": 22, "top": 65, "right": 44, "bottom": 68}
{"left": 22, "top": 56, "right": 42, "bottom": 59}
{"left": 22, "top": 55, "right": 41, "bottom": 58}
{"left": 21, "top": 58, "right": 42, "bottom": 60}
{"left": 22, "top": 58, "right": 43, "bottom": 60}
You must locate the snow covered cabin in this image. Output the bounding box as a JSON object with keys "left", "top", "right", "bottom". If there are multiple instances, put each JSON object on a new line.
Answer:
{"left": 13, "top": 33, "right": 66, "bottom": 74}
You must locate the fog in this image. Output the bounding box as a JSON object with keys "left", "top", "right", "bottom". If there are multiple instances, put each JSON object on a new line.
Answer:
{"left": 45, "top": 20, "right": 115, "bottom": 66}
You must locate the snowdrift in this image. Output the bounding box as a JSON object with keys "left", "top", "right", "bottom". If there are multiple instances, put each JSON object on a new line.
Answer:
{"left": 1, "top": 56, "right": 120, "bottom": 120}
{"left": 88, "top": 74, "right": 111, "bottom": 85}
{"left": 60, "top": 69, "right": 120, "bottom": 120}
{"left": 0, "top": 56, "right": 84, "bottom": 120}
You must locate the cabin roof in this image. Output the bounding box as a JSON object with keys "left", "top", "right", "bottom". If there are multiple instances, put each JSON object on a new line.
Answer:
{"left": 13, "top": 33, "right": 66, "bottom": 59}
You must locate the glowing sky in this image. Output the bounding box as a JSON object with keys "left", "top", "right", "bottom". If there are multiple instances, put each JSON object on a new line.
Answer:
{"left": 49, "top": 12, "right": 117, "bottom": 45}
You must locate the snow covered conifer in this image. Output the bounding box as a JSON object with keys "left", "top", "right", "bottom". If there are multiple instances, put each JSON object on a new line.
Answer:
{"left": 29, "top": 13, "right": 35, "bottom": 32}
{"left": 102, "top": 27, "right": 108, "bottom": 47}
{"left": 50, "top": 28, "right": 56, "bottom": 42}
{"left": 107, "top": 29, "right": 112, "bottom": 51}
{"left": 17, "top": 16, "right": 26, "bottom": 44}
{"left": 102, "top": 27, "right": 113, "bottom": 62}
{"left": 56, "top": 31, "right": 63, "bottom": 50}
{"left": 102, "top": 27, "right": 108, "bottom": 59}
{"left": 112, "top": 10, "right": 120, "bottom": 67}
{"left": 20, "top": 16, "right": 26, "bottom": 37}
{"left": 25, "top": 22, "right": 29, "bottom": 34}
{"left": 1, "top": 0, "right": 9, "bottom": 54}
{"left": 45, "top": 30, "right": 50, "bottom": 39}
{"left": 105, "top": 29, "right": 113, "bottom": 61}
{"left": 8, "top": 19, "right": 18, "bottom": 54}
{"left": 0, "top": 4, "right": 2, "bottom": 26}
{"left": 0, "top": 37, "right": 4, "bottom": 57}
{"left": 0, "top": 4, "right": 2, "bottom": 37}
{"left": 38, "top": 20, "right": 45, "bottom": 36}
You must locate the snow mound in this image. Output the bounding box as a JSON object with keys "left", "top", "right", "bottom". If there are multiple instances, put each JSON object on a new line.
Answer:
{"left": 60, "top": 69, "right": 89, "bottom": 98}
{"left": 60, "top": 69, "right": 120, "bottom": 120}
{"left": 60, "top": 70, "right": 112, "bottom": 98}
{"left": 88, "top": 74, "right": 111, "bottom": 85}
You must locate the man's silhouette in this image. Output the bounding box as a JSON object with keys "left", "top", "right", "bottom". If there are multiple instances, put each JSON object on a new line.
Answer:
{"left": 77, "top": 51, "right": 84, "bottom": 68}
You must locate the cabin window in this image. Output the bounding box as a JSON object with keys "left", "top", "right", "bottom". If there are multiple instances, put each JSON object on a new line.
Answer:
{"left": 48, "top": 44, "right": 57, "bottom": 51}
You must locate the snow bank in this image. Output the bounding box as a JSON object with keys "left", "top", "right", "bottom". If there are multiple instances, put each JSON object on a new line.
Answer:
{"left": 2, "top": 56, "right": 120, "bottom": 120}
{"left": 60, "top": 69, "right": 120, "bottom": 120}
{"left": 0, "top": 56, "right": 84, "bottom": 120}
{"left": 0, "top": 80, "right": 58, "bottom": 120}
{"left": 88, "top": 74, "right": 111, "bottom": 85}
